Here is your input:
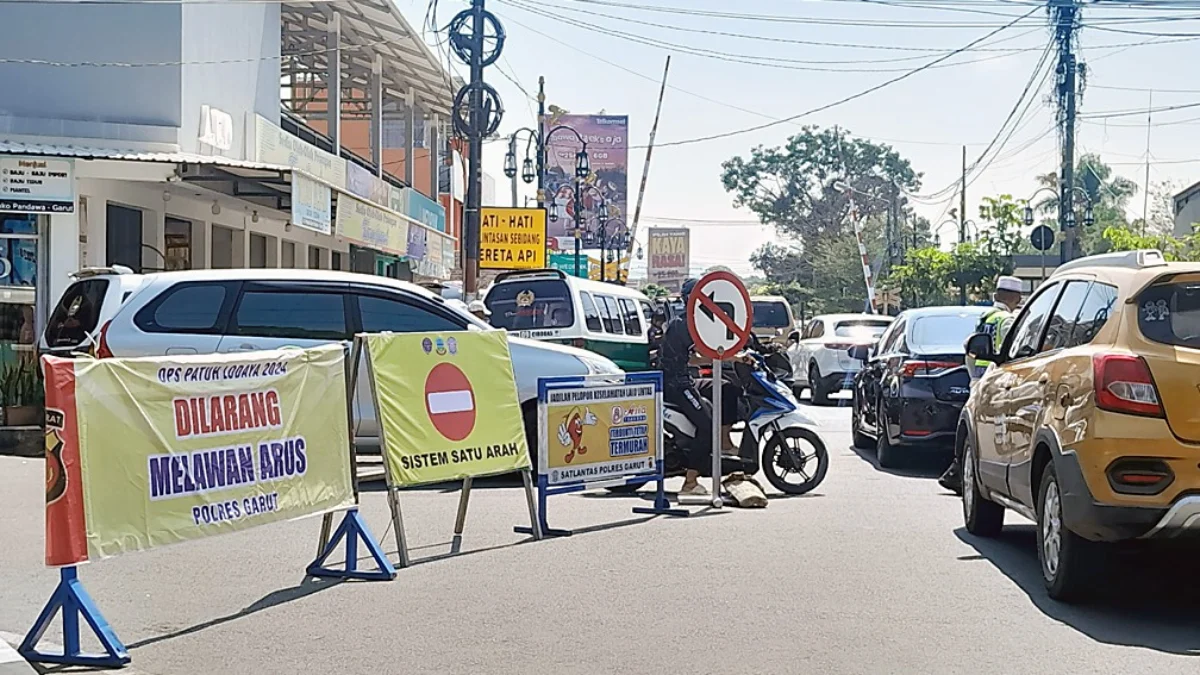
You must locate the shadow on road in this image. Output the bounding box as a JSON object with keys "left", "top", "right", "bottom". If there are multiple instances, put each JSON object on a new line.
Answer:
{"left": 848, "top": 442, "right": 950, "bottom": 479}
{"left": 127, "top": 576, "right": 343, "bottom": 651}
{"left": 955, "top": 525, "right": 1200, "bottom": 655}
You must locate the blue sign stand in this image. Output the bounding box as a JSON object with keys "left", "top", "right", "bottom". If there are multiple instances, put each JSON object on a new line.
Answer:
{"left": 19, "top": 566, "right": 130, "bottom": 668}
{"left": 307, "top": 508, "right": 396, "bottom": 581}
{"left": 514, "top": 372, "right": 690, "bottom": 538}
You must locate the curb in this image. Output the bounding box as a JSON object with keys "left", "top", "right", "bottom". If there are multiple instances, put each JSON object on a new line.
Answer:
{"left": 0, "top": 635, "right": 36, "bottom": 675}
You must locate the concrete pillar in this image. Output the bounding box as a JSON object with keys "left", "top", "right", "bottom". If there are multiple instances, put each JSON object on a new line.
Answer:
{"left": 371, "top": 53, "right": 384, "bottom": 176}
{"left": 237, "top": 224, "right": 250, "bottom": 268}
{"left": 405, "top": 88, "right": 416, "bottom": 187}
{"left": 327, "top": 12, "right": 342, "bottom": 151}
{"left": 429, "top": 113, "right": 440, "bottom": 203}
{"left": 198, "top": 221, "right": 212, "bottom": 269}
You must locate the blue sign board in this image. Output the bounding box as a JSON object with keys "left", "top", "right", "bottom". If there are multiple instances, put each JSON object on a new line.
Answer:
{"left": 402, "top": 187, "right": 446, "bottom": 233}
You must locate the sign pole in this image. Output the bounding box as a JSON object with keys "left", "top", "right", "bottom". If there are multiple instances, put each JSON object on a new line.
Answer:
{"left": 711, "top": 357, "right": 723, "bottom": 507}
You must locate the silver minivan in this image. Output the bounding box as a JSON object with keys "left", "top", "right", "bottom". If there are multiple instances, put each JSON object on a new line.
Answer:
{"left": 41, "top": 268, "right": 623, "bottom": 455}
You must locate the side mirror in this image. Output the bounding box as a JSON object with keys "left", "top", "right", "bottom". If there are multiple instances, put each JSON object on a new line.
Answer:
{"left": 787, "top": 330, "right": 800, "bottom": 344}
{"left": 965, "top": 332, "right": 994, "bottom": 363}
{"left": 847, "top": 344, "right": 871, "bottom": 361}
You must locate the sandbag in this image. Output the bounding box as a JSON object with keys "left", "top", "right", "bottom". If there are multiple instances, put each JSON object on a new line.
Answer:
{"left": 723, "top": 473, "right": 768, "bottom": 508}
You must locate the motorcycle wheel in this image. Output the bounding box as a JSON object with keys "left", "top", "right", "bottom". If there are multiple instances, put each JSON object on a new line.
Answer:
{"left": 761, "top": 426, "right": 828, "bottom": 495}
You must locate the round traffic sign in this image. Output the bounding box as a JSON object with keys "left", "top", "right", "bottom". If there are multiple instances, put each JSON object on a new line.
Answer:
{"left": 1030, "top": 224, "right": 1056, "bottom": 252}
{"left": 424, "top": 362, "right": 477, "bottom": 442}
{"left": 686, "top": 270, "right": 753, "bottom": 360}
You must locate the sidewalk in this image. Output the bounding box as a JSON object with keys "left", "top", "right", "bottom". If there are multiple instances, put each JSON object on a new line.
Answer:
{"left": 0, "top": 635, "right": 36, "bottom": 675}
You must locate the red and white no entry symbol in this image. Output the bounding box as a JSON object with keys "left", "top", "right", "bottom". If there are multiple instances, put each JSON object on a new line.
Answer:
{"left": 686, "top": 270, "right": 753, "bottom": 360}
{"left": 424, "top": 362, "right": 476, "bottom": 441}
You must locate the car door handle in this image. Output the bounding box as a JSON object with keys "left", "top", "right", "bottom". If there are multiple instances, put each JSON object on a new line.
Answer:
{"left": 231, "top": 343, "right": 258, "bottom": 352}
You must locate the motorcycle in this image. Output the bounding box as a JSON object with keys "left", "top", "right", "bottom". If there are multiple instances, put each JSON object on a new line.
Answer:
{"left": 615, "top": 340, "right": 829, "bottom": 496}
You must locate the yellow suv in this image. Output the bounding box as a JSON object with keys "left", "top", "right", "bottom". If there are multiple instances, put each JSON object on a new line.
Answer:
{"left": 959, "top": 249, "right": 1200, "bottom": 602}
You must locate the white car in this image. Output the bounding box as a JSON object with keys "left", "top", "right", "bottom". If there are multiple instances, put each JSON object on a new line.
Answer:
{"left": 788, "top": 313, "right": 894, "bottom": 404}
{"left": 40, "top": 268, "right": 623, "bottom": 457}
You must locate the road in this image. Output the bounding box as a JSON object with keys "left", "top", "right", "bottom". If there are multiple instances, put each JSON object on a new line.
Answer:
{"left": 1, "top": 394, "right": 1197, "bottom": 674}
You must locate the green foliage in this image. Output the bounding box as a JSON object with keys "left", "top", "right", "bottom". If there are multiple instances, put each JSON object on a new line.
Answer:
{"left": 1102, "top": 223, "right": 1200, "bottom": 262}
{"left": 641, "top": 283, "right": 670, "bottom": 299}
{"left": 0, "top": 360, "right": 42, "bottom": 408}
{"left": 977, "top": 195, "right": 1030, "bottom": 256}
{"left": 883, "top": 243, "right": 1012, "bottom": 307}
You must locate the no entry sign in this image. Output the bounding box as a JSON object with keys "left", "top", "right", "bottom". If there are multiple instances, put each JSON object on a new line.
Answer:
{"left": 424, "top": 362, "right": 477, "bottom": 442}
{"left": 687, "top": 270, "right": 753, "bottom": 360}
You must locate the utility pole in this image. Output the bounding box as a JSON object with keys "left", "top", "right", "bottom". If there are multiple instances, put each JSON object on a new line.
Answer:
{"left": 1053, "top": 0, "right": 1080, "bottom": 264}
{"left": 536, "top": 76, "right": 546, "bottom": 211}
{"left": 959, "top": 145, "right": 967, "bottom": 305}
{"left": 463, "top": 0, "right": 486, "bottom": 296}
{"left": 1142, "top": 90, "right": 1153, "bottom": 235}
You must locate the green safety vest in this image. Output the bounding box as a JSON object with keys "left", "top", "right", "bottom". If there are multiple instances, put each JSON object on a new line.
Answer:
{"left": 973, "top": 307, "right": 1013, "bottom": 369}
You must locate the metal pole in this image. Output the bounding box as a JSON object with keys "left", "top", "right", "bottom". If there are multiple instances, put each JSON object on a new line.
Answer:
{"left": 959, "top": 145, "right": 967, "bottom": 305}
{"left": 599, "top": 220, "right": 606, "bottom": 283}
{"left": 509, "top": 135, "right": 519, "bottom": 207}
{"left": 463, "top": 0, "right": 486, "bottom": 296}
{"left": 573, "top": 180, "right": 582, "bottom": 277}
{"left": 536, "top": 77, "right": 546, "bottom": 211}
{"left": 327, "top": 13, "right": 341, "bottom": 151}
{"left": 627, "top": 56, "right": 672, "bottom": 264}
{"left": 1055, "top": 0, "right": 1078, "bottom": 264}
{"left": 711, "top": 358, "right": 723, "bottom": 508}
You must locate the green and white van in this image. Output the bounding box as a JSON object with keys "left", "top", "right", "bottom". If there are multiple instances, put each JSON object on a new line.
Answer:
{"left": 484, "top": 269, "right": 654, "bottom": 371}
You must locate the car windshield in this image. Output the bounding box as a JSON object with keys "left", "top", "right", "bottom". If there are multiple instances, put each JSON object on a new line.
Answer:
{"left": 752, "top": 301, "right": 791, "bottom": 328}
{"left": 484, "top": 279, "right": 575, "bottom": 330}
{"left": 909, "top": 313, "right": 983, "bottom": 352}
{"left": 834, "top": 320, "right": 891, "bottom": 339}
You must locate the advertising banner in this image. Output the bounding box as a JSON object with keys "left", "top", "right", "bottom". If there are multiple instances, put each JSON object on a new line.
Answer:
{"left": 346, "top": 162, "right": 389, "bottom": 207}
{"left": 0, "top": 156, "right": 75, "bottom": 214}
{"left": 42, "top": 345, "right": 355, "bottom": 566}
{"left": 291, "top": 172, "right": 332, "bottom": 235}
{"left": 540, "top": 377, "right": 661, "bottom": 487}
{"left": 480, "top": 207, "right": 547, "bottom": 270}
{"left": 254, "top": 115, "right": 346, "bottom": 188}
{"left": 647, "top": 228, "right": 689, "bottom": 290}
{"left": 362, "top": 331, "right": 530, "bottom": 486}
{"left": 402, "top": 187, "right": 446, "bottom": 233}
{"left": 543, "top": 114, "right": 627, "bottom": 243}
{"left": 335, "top": 193, "right": 410, "bottom": 257}
{"left": 406, "top": 221, "right": 428, "bottom": 260}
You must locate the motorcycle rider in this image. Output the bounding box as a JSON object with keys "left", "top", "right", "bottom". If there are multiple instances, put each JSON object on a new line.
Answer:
{"left": 661, "top": 278, "right": 739, "bottom": 496}
{"left": 938, "top": 274, "right": 1025, "bottom": 494}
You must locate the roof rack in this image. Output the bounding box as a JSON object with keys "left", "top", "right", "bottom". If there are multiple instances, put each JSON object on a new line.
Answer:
{"left": 1050, "top": 249, "right": 1167, "bottom": 277}
{"left": 69, "top": 265, "right": 135, "bottom": 279}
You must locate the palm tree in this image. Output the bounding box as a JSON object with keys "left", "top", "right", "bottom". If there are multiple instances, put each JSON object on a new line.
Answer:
{"left": 1034, "top": 154, "right": 1138, "bottom": 215}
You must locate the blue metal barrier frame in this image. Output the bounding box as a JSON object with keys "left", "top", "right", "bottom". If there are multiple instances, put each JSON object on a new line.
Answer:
{"left": 19, "top": 566, "right": 130, "bottom": 668}
{"left": 515, "top": 371, "right": 690, "bottom": 538}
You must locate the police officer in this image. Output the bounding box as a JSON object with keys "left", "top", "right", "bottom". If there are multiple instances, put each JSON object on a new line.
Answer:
{"left": 938, "top": 275, "right": 1025, "bottom": 494}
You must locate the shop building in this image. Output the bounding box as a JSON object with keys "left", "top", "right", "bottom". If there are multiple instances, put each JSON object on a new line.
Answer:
{"left": 0, "top": 0, "right": 456, "bottom": 431}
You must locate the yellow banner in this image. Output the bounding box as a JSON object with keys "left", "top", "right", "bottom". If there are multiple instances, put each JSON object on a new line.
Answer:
{"left": 480, "top": 207, "right": 547, "bottom": 270}
{"left": 542, "top": 380, "right": 659, "bottom": 486}
{"left": 335, "top": 192, "right": 410, "bottom": 257}
{"left": 66, "top": 345, "right": 354, "bottom": 560}
{"left": 363, "top": 331, "right": 531, "bottom": 485}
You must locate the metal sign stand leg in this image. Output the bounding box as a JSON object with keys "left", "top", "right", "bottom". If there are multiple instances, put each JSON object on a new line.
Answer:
{"left": 388, "top": 486, "right": 411, "bottom": 568}
{"left": 19, "top": 566, "right": 130, "bottom": 668}
{"left": 521, "top": 469, "right": 545, "bottom": 539}
{"left": 711, "top": 358, "right": 725, "bottom": 508}
{"left": 451, "top": 476, "right": 473, "bottom": 554}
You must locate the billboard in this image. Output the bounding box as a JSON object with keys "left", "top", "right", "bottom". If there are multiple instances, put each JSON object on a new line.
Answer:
{"left": 647, "top": 227, "right": 690, "bottom": 290}
{"left": 480, "top": 207, "right": 547, "bottom": 270}
{"left": 543, "top": 114, "right": 627, "bottom": 246}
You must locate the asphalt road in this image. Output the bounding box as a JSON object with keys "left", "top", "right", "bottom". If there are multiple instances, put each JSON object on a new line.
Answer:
{"left": 2, "top": 393, "right": 1198, "bottom": 674}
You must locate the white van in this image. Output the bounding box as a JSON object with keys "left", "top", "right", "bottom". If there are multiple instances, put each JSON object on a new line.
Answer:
{"left": 484, "top": 269, "right": 655, "bottom": 371}
{"left": 41, "top": 268, "right": 623, "bottom": 457}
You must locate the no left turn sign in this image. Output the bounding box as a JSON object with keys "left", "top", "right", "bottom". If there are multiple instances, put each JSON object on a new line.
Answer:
{"left": 686, "top": 270, "right": 753, "bottom": 360}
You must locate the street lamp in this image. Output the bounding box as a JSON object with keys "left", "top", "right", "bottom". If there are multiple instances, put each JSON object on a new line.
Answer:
{"left": 1025, "top": 185, "right": 1096, "bottom": 261}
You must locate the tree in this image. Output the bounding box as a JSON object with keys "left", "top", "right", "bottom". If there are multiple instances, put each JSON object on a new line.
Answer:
{"left": 1102, "top": 222, "right": 1200, "bottom": 262}
{"left": 1033, "top": 154, "right": 1137, "bottom": 256}
{"left": 883, "top": 243, "right": 1012, "bottom": 308}
{"left": 978, "top": 194, "right": 1031, "bottom": 257}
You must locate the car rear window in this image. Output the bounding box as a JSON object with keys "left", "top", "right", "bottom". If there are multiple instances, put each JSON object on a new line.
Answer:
{"left": 44, "top": 279, "right": 109, "bottom": 348}
{"left": 909, "top": 314, "right": 984, "bottom": 352}
{"left": 1137, "top": 280, "right": 1200, "bottom": 348}
{"left": 834, "top": 320, "right": 891, "bottom": 339}
{"left": 485, "top": 279, "right": 575, "bottom": 330}
{"left": 752, "top": 301, "right": 791, "bottom": 328}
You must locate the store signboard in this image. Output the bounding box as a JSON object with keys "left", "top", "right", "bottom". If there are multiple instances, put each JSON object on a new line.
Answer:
{"left": 254, "top": 115, "right": 347, "bottom": 189}
{"left": 647, "top": 228, "right": 689, "bottom": 290}
{"left": 406, "top": 221, "right": 428, "bottom": 260}
{"left": 0, "top": 156, "right": 75, "bottom": 214}
{"left": 335, "top": 193, "right": 409, "bottom": 257}
{"left": 346, "top": 162, "right": 389, "bottom": 207}
{"left": 290, "top": 173, "right": 332, "bottom": 235}
{"left": 401, "top": 187, "right": 446, "bottom": 233}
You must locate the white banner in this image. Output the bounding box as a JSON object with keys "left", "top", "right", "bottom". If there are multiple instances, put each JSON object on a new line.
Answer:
{"left": 290, "top": 173, "right": 332, "bottom": 235}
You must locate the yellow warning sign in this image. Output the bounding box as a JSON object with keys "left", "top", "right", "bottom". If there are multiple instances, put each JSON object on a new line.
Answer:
{"left": 480, "top": 207, "right": 547, "bottom": 270}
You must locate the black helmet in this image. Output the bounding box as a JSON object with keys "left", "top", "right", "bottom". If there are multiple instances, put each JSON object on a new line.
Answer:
{"left": 680, "top": 277, "right": 699, "bottom": 299}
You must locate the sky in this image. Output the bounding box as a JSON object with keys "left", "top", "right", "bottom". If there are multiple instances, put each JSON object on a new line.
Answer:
{"left": 399, "top": 0, "right": 1200, "bottom": 279}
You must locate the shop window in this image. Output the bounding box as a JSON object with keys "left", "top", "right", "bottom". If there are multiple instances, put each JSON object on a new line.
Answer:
{"left": 106, "top": 204, "right": 143, "bottom": 272}
{"left": 249, "top": 234, "right": 268, "bottom": 268}
{"left": 164, "top": 217, "right": 192, "bottom": 271}
{"left": 212, "top": 226, "right": 235, "bottom": 269}
{"left": 0, "top": 215, "right": 39, "bottom": 377}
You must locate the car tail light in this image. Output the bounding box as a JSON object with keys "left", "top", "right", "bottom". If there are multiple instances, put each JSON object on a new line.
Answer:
{"left": 826, "top": 342, "right": 852, "bottom": 351}
{"left": 1093, "top": 354, "right": 1163, "bottom": 417}
{"left": 900, "top": 360, "right": 960, "bottom": 379}
{"left": 95, "top": 321, "right": 114, "bottom": 359}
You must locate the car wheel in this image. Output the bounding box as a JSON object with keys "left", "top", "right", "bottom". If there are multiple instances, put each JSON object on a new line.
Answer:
{"left": 1037, "top": 462, "right": 1100, "bottom": 603}
{"left": 851, "top": 401, "right": 873, "bottom": 449}
{"left": 875, "top": 398, "right": 899, "bottom": 469}
{"left": 962, "top": 435, "right": 1004, "bottom": 537}
{"left": 809, "top": 364, "right": 829, "bottom": 406}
